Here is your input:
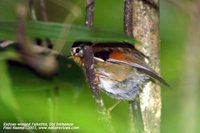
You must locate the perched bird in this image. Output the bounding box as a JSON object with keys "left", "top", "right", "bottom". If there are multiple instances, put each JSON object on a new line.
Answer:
{"left": 71, "top": 41, "right": 169, "bottom": 101}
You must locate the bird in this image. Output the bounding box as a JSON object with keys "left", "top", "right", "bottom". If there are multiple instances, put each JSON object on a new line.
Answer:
{"left": 70, "top": 41, "right": 169, "bottom": 101}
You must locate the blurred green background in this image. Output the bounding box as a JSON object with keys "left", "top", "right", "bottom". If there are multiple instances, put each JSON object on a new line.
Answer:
{"left": 0, "top": 0, "right": 200, "bottom": 133}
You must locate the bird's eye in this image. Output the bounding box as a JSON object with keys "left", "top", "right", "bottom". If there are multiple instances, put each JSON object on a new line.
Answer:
{"left": 75, "top": 47, "right": 80, "bottom": 53}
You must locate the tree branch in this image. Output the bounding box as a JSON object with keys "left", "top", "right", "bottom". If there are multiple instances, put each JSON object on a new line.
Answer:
{"left": 16, "top": 3, "right": 57, "bottom": 76}
{"left": 84, "top": 0, "right": 115, "bottom": 132}
{"left": 132, "top": 0, "right": 161, "bottom": 133}
{"left": 179, "top": 1, "right": 200, "bottom": 133}
{"left": 85, "top": 0, "right": 95, "bottom": 27}
{"left": 39, "top": 0, "right": 48, "bottom": 21}
{"left": 124, "top": 0, "right": 133, "bottom": 36}
{"left": 124, "top": 0, "right": 144, "bottom": 133}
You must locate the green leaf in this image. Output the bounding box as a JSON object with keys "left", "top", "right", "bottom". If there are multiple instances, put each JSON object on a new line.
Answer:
{"left": 0, "top": 50, "right": 21, "bottom": 61}
{"left": 0, "top": 60, "right": 18, "bottom": 111}
{"left": 0, "top": 21, "right": 136, "bottom": 44}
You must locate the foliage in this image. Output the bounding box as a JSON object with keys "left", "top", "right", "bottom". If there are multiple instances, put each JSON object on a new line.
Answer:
{"left": 0, "top": 0, "right": 200, "bottom": 133}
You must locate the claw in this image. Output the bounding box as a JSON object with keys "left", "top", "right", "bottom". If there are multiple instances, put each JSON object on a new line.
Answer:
{"left": 107, "top": 100, "right": 122, "bottom": 114}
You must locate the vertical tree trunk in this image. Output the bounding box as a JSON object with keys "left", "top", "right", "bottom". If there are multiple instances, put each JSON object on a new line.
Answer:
{"left": 132, "top": 0, "right": 161, "bottom": 133}
{"left": 180, "top": 1, "right": 200, "bottom": 133}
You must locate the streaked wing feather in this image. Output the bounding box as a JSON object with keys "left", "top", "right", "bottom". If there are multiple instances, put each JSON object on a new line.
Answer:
{"left": 91, "top": 42, "right": 169, "bottom": 87}
{"left": 106, "top": 57, "right": 170, "bottom": 87}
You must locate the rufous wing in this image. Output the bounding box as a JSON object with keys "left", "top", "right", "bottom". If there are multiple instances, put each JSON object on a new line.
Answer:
{"left": 96, "top": 50, "right": 169, "bottom": 87}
